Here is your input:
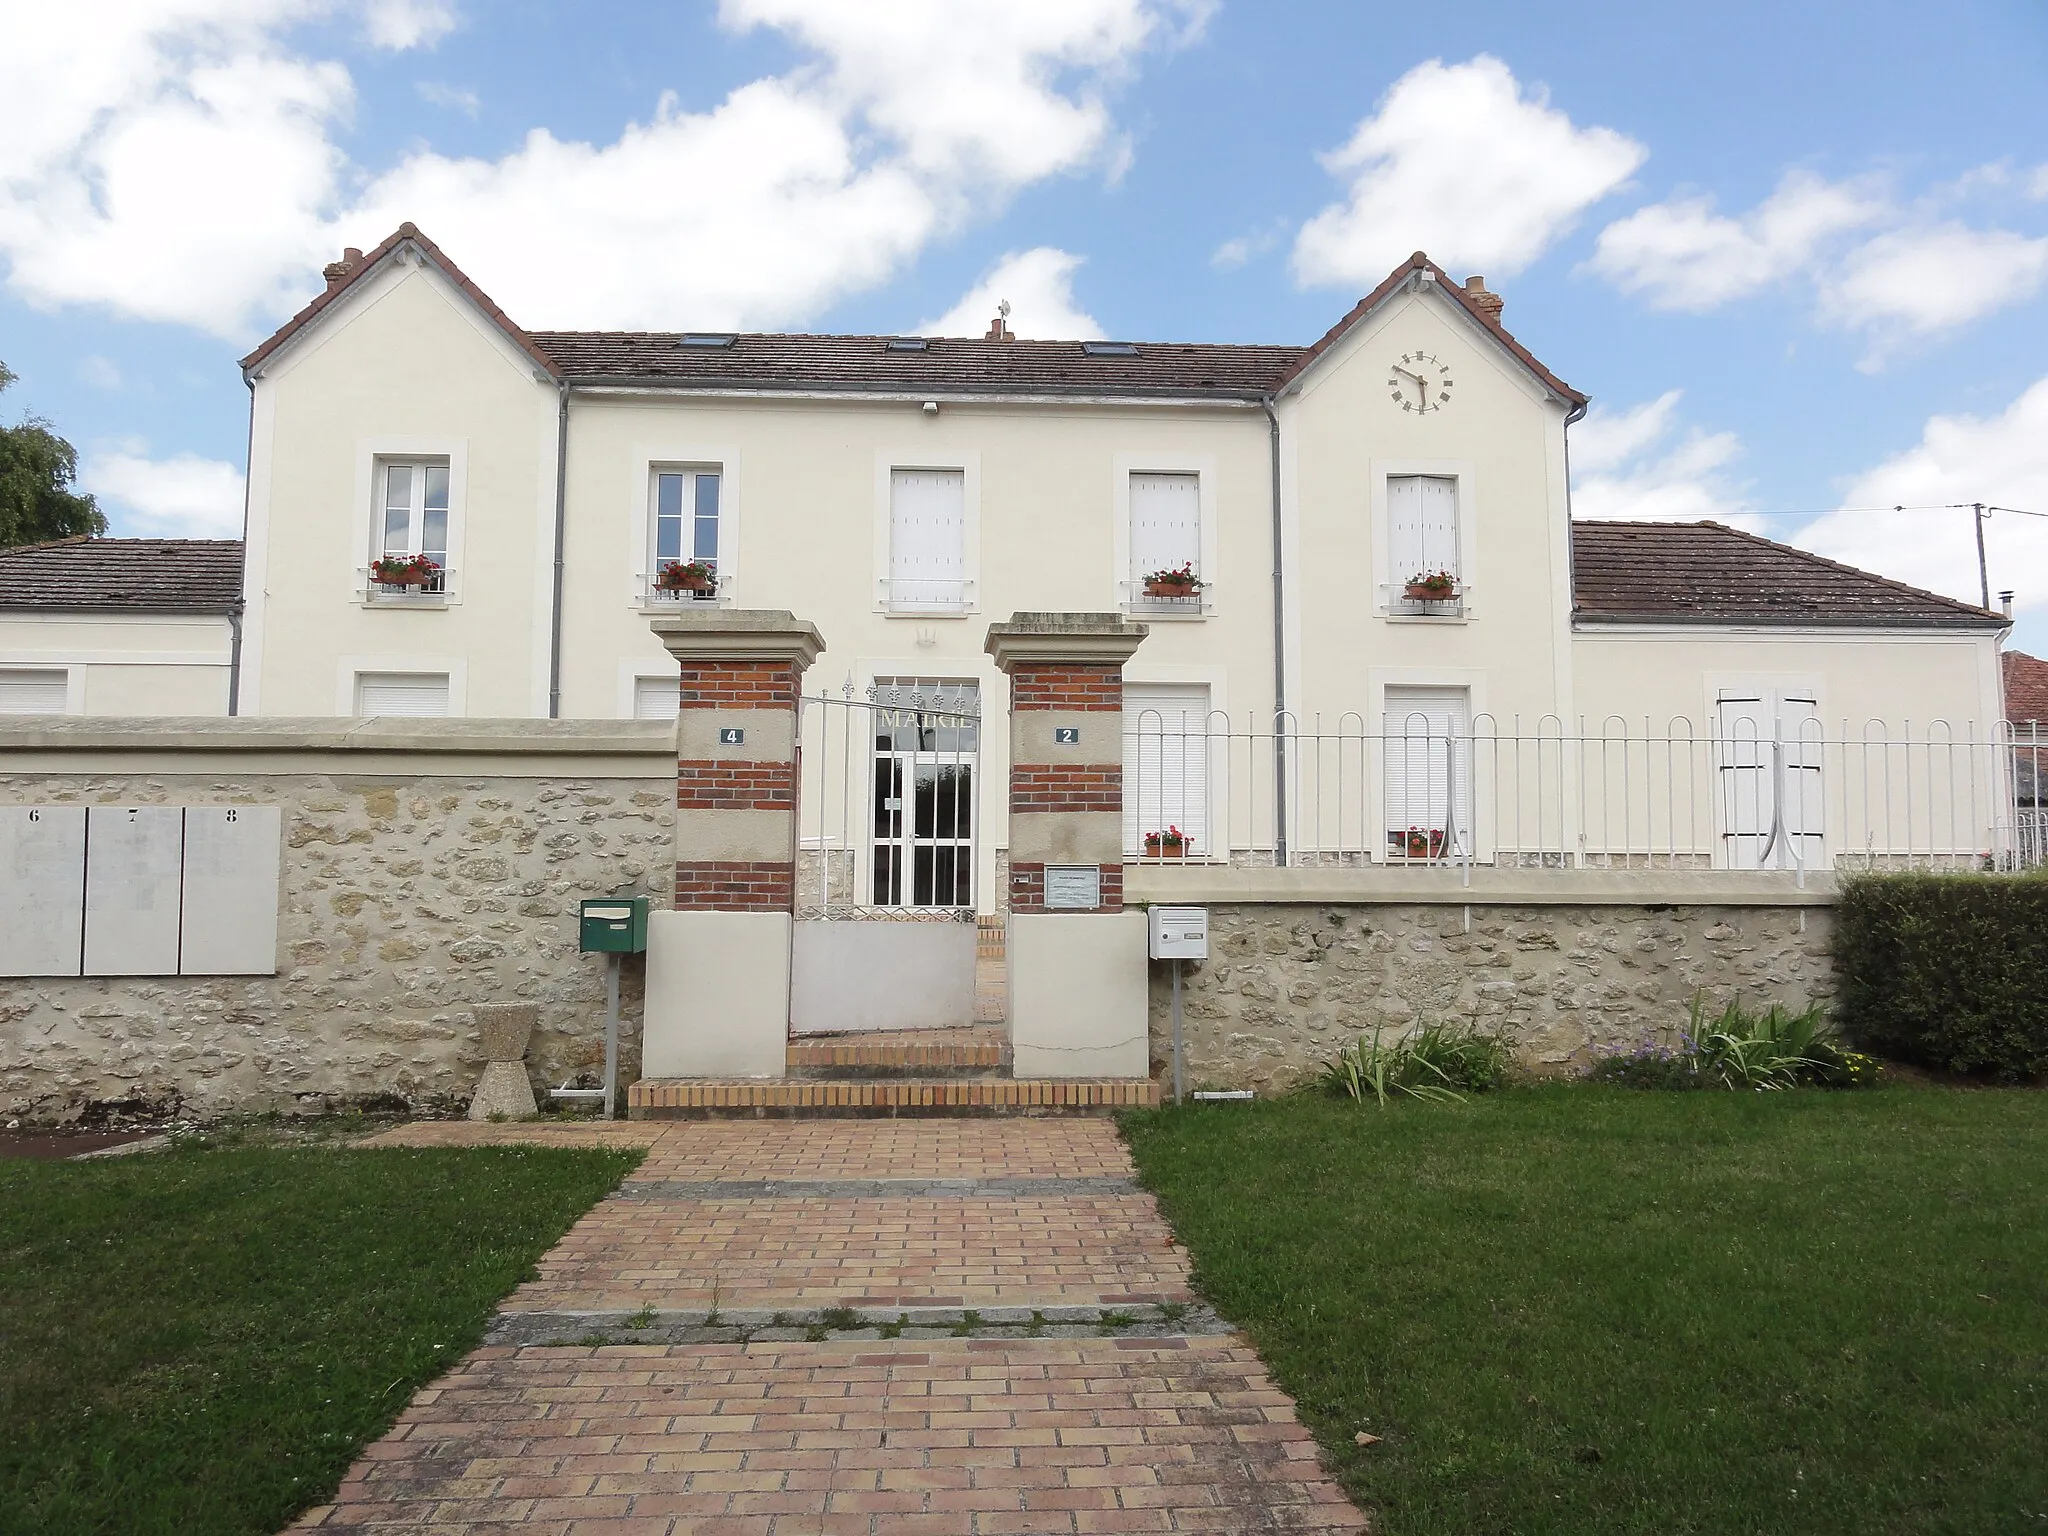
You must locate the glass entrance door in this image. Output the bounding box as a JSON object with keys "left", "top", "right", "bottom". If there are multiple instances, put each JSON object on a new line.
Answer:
{"left": 870, "top": 680, "right": 978, "bottom": 908}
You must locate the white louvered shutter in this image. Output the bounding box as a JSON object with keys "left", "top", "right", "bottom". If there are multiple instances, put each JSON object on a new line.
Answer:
{"left": 1129, "top": 473, "right": 1200, "bottom": 584}
{"left": 0, "top": 669, "right": 69, "bottom": 714}
{"left": 1383, "top": 686, "right": 1470, "bottom": 853}
{"left": 1123, "top": 684, "right": 1211, "bottom": 856}
{"left": 355, "top": 672, "right": 450, "bottom": 717}
{"left": 635, "top": 675, "right": 680, "bottom": 720}
{"left": 1387, "top": 475, "right": 1459, "bottom": 584}
{"left": 889, "top": 469, "right": 966, "bottom": 605}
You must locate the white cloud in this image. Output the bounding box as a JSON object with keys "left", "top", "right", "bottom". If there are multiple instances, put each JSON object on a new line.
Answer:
{"left": 77, "top": 355, "right": 123, "bottom": 390}
{"left": 364, "top": 0, "right": 455, "bottom": 50}
{"left": 1291, "top": 55, "right": 1645, "bottom": 290}
{"left": 1587, "top": 170, "right": 1887, "bottom": 310}
{"left": 918, "top": 248, "right": 1102, "bottom": 339}
{"left": 0, "top": 0, "right": 1191, "bottom": 338}
{"left": 82, "top": 449, "right": 247, "bottom": 538}
{"left": 415, "top": 80, "right": 478, "bottom": 115}
{"left": 2030, "top": 164, "right": 2048, "bottom": 200}
{"left": 1570, "top": 390, "right": 1752, "bottom": 526}
{"left": 1821, "top": 224, "right": 2048, "bottom": 356}
{"left": 1210, "top": 219, "right": 1286, "bottom": 272}
{"left": 1798, "top": 378, "right": 2048, "bottom": 617}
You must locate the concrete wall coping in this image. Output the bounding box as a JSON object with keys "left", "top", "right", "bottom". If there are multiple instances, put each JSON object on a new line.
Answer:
{"left": 649, "top": 609, "right": 825, "bottom": 668}
{"left": 985, "top": 612, "right": 1149, "bottom": 671}
{"left": 0, "top": 716, "right": 676, "bottom": 756}
{"left": 1126, "top": 863, "right": 1839, "bottom": 907}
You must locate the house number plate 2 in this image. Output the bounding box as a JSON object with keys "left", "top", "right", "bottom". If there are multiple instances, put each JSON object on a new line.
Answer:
{"left": 718, "top": 728, "right": 745, "bottom": 745}
{"left": 1054, "top": 727, "right": 1080, "bottom": 745}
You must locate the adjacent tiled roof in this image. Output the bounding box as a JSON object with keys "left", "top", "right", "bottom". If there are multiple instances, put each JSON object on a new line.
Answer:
{"left": 0, "top": 537, "right": 244, "bottom": 613}
{"left": 2004, "top": 650, "right": 2048, "bottom": 724}
{"left": 1572, "top": 521, "right": 2006, "bottom": 631}
{"left": 529, "top": 330, "right": 1305, "bottom": 398}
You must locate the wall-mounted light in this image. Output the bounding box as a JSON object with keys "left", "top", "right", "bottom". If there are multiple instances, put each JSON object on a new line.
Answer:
{"left": 922, "top": 400, "right": 939, "bottom": 416}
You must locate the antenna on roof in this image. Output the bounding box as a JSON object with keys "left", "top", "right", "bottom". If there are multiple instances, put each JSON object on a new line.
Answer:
{"left": 985, "top": 300, "right": 1014, "bottom": 343}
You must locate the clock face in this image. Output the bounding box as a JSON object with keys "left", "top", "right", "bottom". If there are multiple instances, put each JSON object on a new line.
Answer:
{"left": 1387, "top": 350, "right": 1454, "bottom": 414}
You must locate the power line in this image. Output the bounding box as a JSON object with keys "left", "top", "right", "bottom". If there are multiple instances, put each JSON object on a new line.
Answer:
{"left": 1707, "top": 502, "right": 2048, "bottom": 520}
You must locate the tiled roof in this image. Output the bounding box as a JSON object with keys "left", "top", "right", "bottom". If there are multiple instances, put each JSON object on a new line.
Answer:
{"left": 529, "top": 331, "right": 1307, "bottom": 398}
{"left": 2004, "top": 650, "right": 2048, "bottom": 724}
{"left": 0, "top": 537, "right": 244, "bottom": 613}
{"left": 1571, "top": 521, "right": 2005, "bottom": 631}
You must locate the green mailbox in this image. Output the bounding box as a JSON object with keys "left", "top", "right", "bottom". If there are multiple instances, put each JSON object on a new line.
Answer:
{"left": 578, "top": 896, "right": 649, "bottom": 954}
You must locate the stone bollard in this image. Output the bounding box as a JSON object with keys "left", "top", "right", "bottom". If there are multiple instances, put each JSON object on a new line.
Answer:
{"left": 466, "top": 1003, "right": 540, "bottom": 1121}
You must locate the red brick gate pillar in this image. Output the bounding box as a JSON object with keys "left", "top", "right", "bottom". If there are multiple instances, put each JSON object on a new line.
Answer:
{"left": 985, "top": 612, "right": 1150, "bottom": 1079}
{"left": 641, "top": 610, "right": 823, "bottom": 1082}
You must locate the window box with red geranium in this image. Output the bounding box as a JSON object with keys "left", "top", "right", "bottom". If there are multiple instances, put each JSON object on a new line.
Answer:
{"left": 1143, "top": 825, "right": 1192, "bottom": 858}
{"left": 369, "top": 553, "right": 444, "bottom": 595}
{"left": 655, "top": 559, "right": 718, "bottom": 596}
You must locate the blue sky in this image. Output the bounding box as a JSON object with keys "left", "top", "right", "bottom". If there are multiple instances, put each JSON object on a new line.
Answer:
{"left": 5, "top": 0, "right": 2047, "bottom": 654}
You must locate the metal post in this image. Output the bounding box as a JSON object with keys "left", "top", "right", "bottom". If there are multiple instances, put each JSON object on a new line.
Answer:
{"left": 1171, "top": 958, "right": 1185, "bottom": 1106}
{"left": 602, "top": 952, "right": 621, "bottom": 1120}
{"left": 1974, "top": 503, "right": 1991, "bottom": 612}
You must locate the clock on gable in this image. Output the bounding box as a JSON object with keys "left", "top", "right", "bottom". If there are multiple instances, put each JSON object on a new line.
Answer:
{"left": 1386, "top": 351, "right": 1454, "bottom": 414}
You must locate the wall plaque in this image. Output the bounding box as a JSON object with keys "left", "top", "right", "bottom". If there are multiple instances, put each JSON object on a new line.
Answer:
{"left": 718, "top": 727, "right": 745, "bottom": 745}
{"left": 1043, "top": 864, "right": 1102, "bottom": 910}
{"left": 1053, "top": 726, "right": 1080, "bottom": 745}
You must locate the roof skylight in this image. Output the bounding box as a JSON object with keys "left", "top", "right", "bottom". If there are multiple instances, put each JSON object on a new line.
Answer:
{"left": 679, "top": 333, "right": 736, "bottom": 349}
{"left": 1081, "top": 340, "right": 1139, "bottom": 357}
{"left": 886, "top": 337, "right": 930, "bottom": 351}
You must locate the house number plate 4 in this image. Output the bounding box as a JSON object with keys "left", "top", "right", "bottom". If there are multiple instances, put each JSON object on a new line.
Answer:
{"left": 718, "top": 728, "right": 745, "bottom": 745}
{"left": 1054, "top": 727, "right": 1080, "bottom": 745}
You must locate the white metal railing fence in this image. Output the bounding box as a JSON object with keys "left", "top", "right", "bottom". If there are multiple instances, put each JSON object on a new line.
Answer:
{"left": 1125, "top": 712, "right": 2048, "bottom": 882}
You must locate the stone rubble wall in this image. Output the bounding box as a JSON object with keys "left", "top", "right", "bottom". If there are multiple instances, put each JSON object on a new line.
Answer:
{"left": 1146, "top": 901, "right": 1836, "bottom": 1093}
{"left": 1, "top": 772, "right": 675, "bottom": 1124}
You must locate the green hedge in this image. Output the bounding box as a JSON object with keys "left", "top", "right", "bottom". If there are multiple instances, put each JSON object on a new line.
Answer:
{"left": 1834, "top": 872, "right": 2048, "bottom": 1080}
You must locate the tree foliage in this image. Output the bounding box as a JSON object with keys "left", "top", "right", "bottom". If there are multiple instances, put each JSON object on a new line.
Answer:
{"left": 0, "top": 360, "right": 107, "bottom": 548}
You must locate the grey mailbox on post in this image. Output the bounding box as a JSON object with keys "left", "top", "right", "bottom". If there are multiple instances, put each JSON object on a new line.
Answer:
{"left": 1148, "top": 906, "right": 1208, "bottom": 1106}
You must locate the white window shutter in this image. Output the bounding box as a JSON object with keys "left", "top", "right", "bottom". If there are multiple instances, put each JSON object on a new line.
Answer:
{"left": 890, "top": 469, "right": 965, "bottom": 603}
{"left": 0, "top": 669, "right": 69, "bottom": 714}
{"left": 634, "top": 675, "right": 680, "bottom": 720}
{"left": 1129, "top": 473, "right": 1200, "bottom": 582}
{"left": 1123, "top": 684, "right": 1211, "bottom": 855}
{"left": 1718, "top": 689, "right": 1823, "bottom": 868}
{"left": 1388, "top": 474, "right": 1459, "bottom": 582}
{"left": 356, "top": 673, "right": 450, "bottom": 717}
{"left": 1383, "top": 686, "right": 1471, "bottom": 850}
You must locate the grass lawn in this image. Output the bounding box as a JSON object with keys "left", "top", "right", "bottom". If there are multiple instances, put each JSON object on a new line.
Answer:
{"left": 1122, "top": 1086, "right": 2048, "bottom": 1536}
{"left": 0, "top": 1135, "right": 642, "bottom": 1536}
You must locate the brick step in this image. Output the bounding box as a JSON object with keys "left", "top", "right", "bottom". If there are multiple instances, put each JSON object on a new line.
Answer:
{"left": 628, "top": 1076, "right": 1159, "bottom": 1118}
{"left": 786, "top": 1026, "right": 1009, "bottom": 1079}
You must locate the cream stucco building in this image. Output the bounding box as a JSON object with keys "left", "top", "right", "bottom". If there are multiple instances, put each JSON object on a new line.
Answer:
{"left": 95, "top": 223, "right": 2024, "bottom": 895}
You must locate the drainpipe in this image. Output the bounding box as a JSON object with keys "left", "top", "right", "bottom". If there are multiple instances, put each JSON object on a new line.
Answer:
{"left": 1263, "top": 396, "right": 1289, "bottom": 865}
{"left": 547, "top": 381, "right": 570, "bottom": 719}
{"left": 225, "top": 605, "right": 243, "bottom": 716}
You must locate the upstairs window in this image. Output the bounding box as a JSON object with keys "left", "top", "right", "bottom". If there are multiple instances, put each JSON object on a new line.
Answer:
{"left": 1387, "top": 474, "right": 1459, "bottom": 585}
{"left": 1129, "top": 471, "right": 1201, "bottom": 609}
{"left": 378, "top": 461, "right": 449, "bottom": 573}
{"left": 650, "top": 467, "right": 722, "bottom": 601}
{"left": 887, "top": 468, "right": 967, "bottom": 608}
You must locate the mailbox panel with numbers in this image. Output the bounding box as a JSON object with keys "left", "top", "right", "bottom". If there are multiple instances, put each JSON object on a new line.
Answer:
{"left": 579, "top": 896, "right": 650, "bottom": 954}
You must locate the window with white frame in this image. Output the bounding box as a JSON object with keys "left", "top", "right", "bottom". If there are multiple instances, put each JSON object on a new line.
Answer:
{"left": 1387, "top": 474, "right": 1460, "bottom": 590}
{"left": 374, "top": 460, "right": 450, "bottom": 590}
{"left": 634, "top": 674, "right": 681, "bottom": 720}
{"left": 649, "top": 466, "right": 722, "bottom": 599}
{"left": 1383, "top": 685, "right": 1471, "bottom": 859}
{"left": 1124, "top": 684, "right": 1211, "bottom": 857}
{"left": 355, "top": 671, "right": 450, "bottom": 717}
{"left": 1129, "top": 472, "right": 1201, "bottom": 606}
{"left": 0, "top": 668, "right": 68, "bottom": 714}
{"left": 887, "top": 468, "right": 967, "bottom": 608}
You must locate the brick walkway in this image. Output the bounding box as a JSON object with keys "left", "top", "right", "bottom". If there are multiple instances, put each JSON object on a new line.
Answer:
{"left": 303, "top": 1120, "right": 1365, "bottom": 1532}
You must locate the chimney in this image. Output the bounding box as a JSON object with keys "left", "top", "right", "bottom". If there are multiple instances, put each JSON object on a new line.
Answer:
{"left": 2001, "top": 590, "right": 2015, "bottom": 618}
{"left": 985, "top": 314, "right": 1013, "bottom": 342}
{"left": 322, "top": 246, "right": 366, "bottom": 291}
{"left": 1464, "top": 274, "right": 1504, "bottom": 323}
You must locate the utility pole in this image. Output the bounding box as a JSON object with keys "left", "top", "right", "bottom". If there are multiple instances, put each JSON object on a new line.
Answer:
{"left": 1974, "top": 502, "right": 1991, "bottom": 611}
